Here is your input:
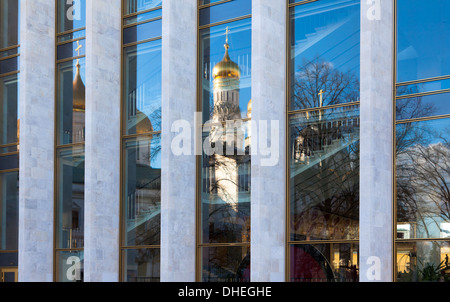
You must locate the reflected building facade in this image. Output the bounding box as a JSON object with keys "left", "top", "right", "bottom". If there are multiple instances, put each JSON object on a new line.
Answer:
{"left": 1, "top": 0, "right": 449, "bottom": 283}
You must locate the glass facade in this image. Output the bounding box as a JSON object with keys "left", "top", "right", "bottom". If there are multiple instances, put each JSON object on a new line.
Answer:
{"left": 54, "top": 0, "right": 86, "bottom": 282}
{"left": 395, "top": 0, "right": 450, "bottom": 283}
{"left": 288, "top": 0, "right": 360, "bottom": 282}
{"left": 0, "top": 0, "right": 19, "bottom": 283}
{"left": 198, "top": 0, "right": 252, "bottom": 282}
{"left": 121, "top": 0, "right": 162, "bottom": 282}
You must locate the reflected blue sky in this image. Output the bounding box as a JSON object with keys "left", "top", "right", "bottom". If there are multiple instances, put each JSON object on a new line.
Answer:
{"left": 397, "top": 0, "right": 450, "bottom": 82}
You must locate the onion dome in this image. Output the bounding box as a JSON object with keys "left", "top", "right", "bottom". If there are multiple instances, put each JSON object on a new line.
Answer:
{"left": 72, "top": 60, "right": 85, "bottom": 111}
{"left": 247, "top": 99, "right": 252, "bottom": 118}
{"left": 212, "top": 42, "right": 240, "bottom": 80}
{"left": 135, "top": 110, "right": 153, "bottom": 134}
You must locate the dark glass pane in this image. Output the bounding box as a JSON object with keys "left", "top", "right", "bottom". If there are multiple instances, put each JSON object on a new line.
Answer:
{"left": 396, "top": 241, "right": 450, "bottom": 282}
{"left": 396, "top": 118, "right": 450, "bottom": 239}
{"left": 123, "top": 19, "right": 162, "bottom": 45}
{"left": 290, "top": 243, "right": 359, "bottom": 282}
{"left": 397, "top": 0, "right": 450, "bottom": 83}
{"left": 289, "top": 106, "right": 360, "bottom": 241}
{"left": 124, "top": 0, "right": 162, "bottom": 15}
{"left": 199, "top": 0, "right": 251, "bottom": 27}
{"left": 56, "top": 58, "right": 86, "bottom": 145}
{"left": 57, "top": 30, "right": 86, "bottom": 43}
{"left": 0, "top": 74, "right": 19, "bottom": 147}
{"left": 122, "top": 248, "right": 160, "bottom": 282}
{"left": 200, "top": 0, "right": 228, "bottom": 6}
{"left": 0, "top": 154, "right": 18, "bottom": 171}
{"left": 123, "top": 135, "right": 161, "bottom": 247}
{"left": 0, "top": 56, "right": 18, "bottom": 75}
{"left": 201, "top": 246, "right": 250, "bottom": 282}
{"left": 57, "top": 39, "right": 86, "bottom": 61}
{"left": 55, "top": 146, "right": 85, "bottom": 249}
{"left": 0, "top": 0, "right": 19, "bottom": 49}
{"left": 123, "top": 40, "right": 162, "bottom": 135}
{"left": 396, "top": 92, "right": 450, "bottom": 121}
{"left": 289, "top": 0, "right": 360, "bottom": 111}
{"left": 200, "top": 18, "right": 252, "bottom": 124}
{"left": 0, "top": 172, "right": 19, "bottom": 251}
{"left": 56, "top": 250, "right": 84, "bottom": 282}
{"left": 57, "top": 0, "right": 86, "bottom": 33}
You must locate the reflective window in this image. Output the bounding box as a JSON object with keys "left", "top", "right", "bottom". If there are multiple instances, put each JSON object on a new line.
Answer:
{"left": 198, "top": 1, "right": 251, "bottom": 282}
{"left": 55, "top": 146, "right": 85, "bottom": 250}
{"left": 0, "top": 0, "right": 19, "bottom": 49}
{"left": 288, "top": 0, "right": 360, "bottom": 282}
{"left": 0, "top": 172, "right": 19, "bottom": 251}
{"left": 0, "top": 74, "right": 19, "bottom": 152}
{"left": 55, "top": 1, "right": 86, "bottom": 282}
{"left": 121, "top": 3, "right": 162, "bottom": 282}
{"left": 395, "top": 1, "right": 450, "bottom": 282}
{"left": 396, "top": 118, "right": 450, "bottom": 240}
{"left": 397, "top": 241, "right": 450, "bottom": 282}
{"left": 397, "top": 0, "right": 450, "bottom": 83}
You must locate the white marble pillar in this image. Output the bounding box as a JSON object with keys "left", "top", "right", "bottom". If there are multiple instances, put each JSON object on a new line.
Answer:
{"left": 359, "top": 0, "right": 394, "bottom": 282}
{"left": 160, "top": 0, "right": 198, "bottom": 282}
{"left": 83, "top": 0, "right": 122, "bottom": 282}
{"left": 250, "top": 0, "right": 287, "bottom": 282}
{"left": 18, "top": 0, "right": 55, "bottom": 282}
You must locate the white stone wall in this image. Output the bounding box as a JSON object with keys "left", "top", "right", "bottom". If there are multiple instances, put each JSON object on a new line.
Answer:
{"left": 83, "top": 0, "right": 122, "bottom": 282}
{"left": 18, "top": 0, "right": 56, "bottom": 282}
{"left": 160, "top": 0, "right": 198, "bottom": 282}
{"left": 251, "top": 0, "right": 287, "bottom": 282}
{"left": 359, "top": 0, "right": 394, "bottom": 282}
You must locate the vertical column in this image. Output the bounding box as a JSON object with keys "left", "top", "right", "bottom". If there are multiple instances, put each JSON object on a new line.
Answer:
{"left": 251, "top": 0, "right": 287, "bottom": 282}
{"left": 84, "top": 0, "right": 121, "bottom": 282}
{"left": 18, "top": 0, "right": 55, "bottom": 282}
{"left": 360, "top": 0, "right": 394, "bottom": 282}
{"left": 160, "top": 0, "right": 197, "bottom": 282}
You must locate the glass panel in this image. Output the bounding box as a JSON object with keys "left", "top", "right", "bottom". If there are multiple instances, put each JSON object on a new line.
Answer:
{"left": 124, "top": 0, "right": 162, "bottom": 15}
{"left": 123, "top": 40, "right": 161, "bottom": 135}
{"left": 123, "top": 19, "right": 162, "bottom": 45}
{"left": 57, "top": 30, "right": 86, "bottom": 43}
{"left": 200, "top": 18, "right": 252, "bottom": 124}
{"left": 200, "top": 246, "right": 250, "bottom": 282}
{"left": 56, "top": 58, "right": 86, "bottom": 145}
{"left": 396, "top": 241, "right": 450, "bottom": 282}
{"left": 0, "top": 0, "right": 19, "bottom": 49}
{"left": 200, "top": 0, "right": 228, "bottom": 6}
{"left": 0, "top": 47, "right": 18, "bottom": 58}
{"left": 55, "top": 146, "right": 85, "bottom": 249}
{"left": 200, "top": 120, "right": 251, "bottom": 244}
{"left": 290, "top": 243, "right": 359, "bottom": 282}
{"left": 396, "top": 92, "right": 450, "bottom": 121}
{"left": 57, "top": 0, "right": 86, "bottom": 33}
{"left": 199, "top": 0, "right": 251, "bottom": 27}
{"left": 397, "top": 0, "right": 450, "bottom": 83}
{"left": 289, "top": 0, "right": 360, "bottom": 111}
{"left": 0, "top": 56, "right": 18, "bottom": 75}
{"left": 396, "top": 118, "right": 450, "bottom": 239}
{"left": 124, "top": 8, "right": 161, "bottom": 26}
{"left": 0, "top": 172, "right": 18, "bottom": 251}
{"left": 397, "top": 78, "right": 450, "bottom": 97}
{"left": 121, "top": 248, "right": 160, "bottom": 282}
{"left": 122, "top": 135, "right": 161, "bottom": 246}
{"left": 0, "top": 252, "right": 17, "bottom": 267}
{"left": 0, "top": 73, "right": 19, "bottom": 147}
{"left": 0, "top": 154, "right": 18, "bottom": 171}
{"left": 57, "top": 39, "right": 86, "bottom": 61}
{"left": 56, "top": 250, "right": 84, "bottom": 282}
{"left": 289, "top": 106, "right": 360, "bottom": 241}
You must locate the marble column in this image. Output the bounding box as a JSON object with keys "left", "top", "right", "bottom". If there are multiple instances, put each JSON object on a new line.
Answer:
{"left": 18, "top": 0, "right": 55, "bottom": 282}
{"left": 160, "top": 0, "right": 198, "bottom": 282}
{"left": 359, "top": 0, "right": 394, "bottom": 282}
{"left": 83, "top": 0, "right": 122, "bottom": 282}
{"left": 250, "top": 0, "right": 287, "bottom": 282}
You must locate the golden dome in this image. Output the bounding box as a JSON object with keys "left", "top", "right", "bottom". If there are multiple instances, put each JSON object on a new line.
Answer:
{"left": 213, "top": 43, "right": 240, "bottom": 80}
{"left": 73, "top": 61, "right": 85, "bottom": 111}
{"left": 247, "top": 99, "right": 252, "bottom": 114}
{"left": 135, "top": 110, "right": 153, "bottom": 134}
